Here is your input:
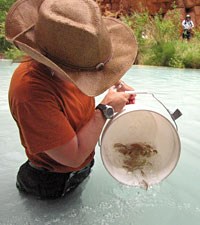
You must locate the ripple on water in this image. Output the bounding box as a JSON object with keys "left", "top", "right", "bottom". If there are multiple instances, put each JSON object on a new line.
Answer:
{"left": 1, "top": 65, "right": 200, "bottom": 225}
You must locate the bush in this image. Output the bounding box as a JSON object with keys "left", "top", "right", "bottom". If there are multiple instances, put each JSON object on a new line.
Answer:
{"left": 176, "top": 41, "right": 200, "bottom": 68}
{"left": 121, "top": 8, "right": 200, "bottom": 69}
{"left": 145, "top": 41, "right": 176, "bottom": 66}
{"left": 4, "top": 47, "right": 24, "bottom": 61}
{"left": 0, "top": 0, "right": 21, "bottom": 58}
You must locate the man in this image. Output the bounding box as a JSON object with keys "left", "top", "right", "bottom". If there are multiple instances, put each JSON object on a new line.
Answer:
{"left": 5, "top": 0, "right": 138, "bottom": 199}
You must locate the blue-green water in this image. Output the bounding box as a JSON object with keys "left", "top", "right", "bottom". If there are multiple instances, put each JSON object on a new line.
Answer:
{"left": 0, "top": 64, "right": 200, "bottom": 225}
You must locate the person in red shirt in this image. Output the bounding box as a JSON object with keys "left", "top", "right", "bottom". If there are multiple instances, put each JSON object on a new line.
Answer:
{"left": 5, "top": 0, "right": 138, "bottom": 199}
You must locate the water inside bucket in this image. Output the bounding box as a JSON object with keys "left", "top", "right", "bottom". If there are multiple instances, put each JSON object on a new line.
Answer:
{"left": 100, "top": 104, "right": 181, "bottom": 189}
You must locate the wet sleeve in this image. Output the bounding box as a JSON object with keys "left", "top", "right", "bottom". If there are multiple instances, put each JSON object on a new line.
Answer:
{"left": 15, "top": 98, "right": 76, "bottom": 154}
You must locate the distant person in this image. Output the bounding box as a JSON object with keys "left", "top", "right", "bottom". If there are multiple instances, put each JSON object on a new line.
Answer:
{"left": 182, "top": 14, "right": 194, "bottom": 40}
{"left": 141, "top": 31, "right": 148, "bottom": 39}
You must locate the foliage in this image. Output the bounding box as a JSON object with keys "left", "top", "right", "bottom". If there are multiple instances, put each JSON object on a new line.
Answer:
{"left": 172, "top": 40, "right": 200, "bottom": 69}
{"left": 121, "top": 7, "right": 200, "bottom": 69}
{"left": 4, "top": 46, "right": 24, "bottom": 61}
{"left": 145, "top": 41, "right": 176, "bottom": 66}
{"left": 1, "top": 0, "right": 200, "bottom": 68}
{"left": 0, "top": 21, "right": 12, "bottom": 53}
{"left": 0, "top": 0, "right": 17, "bottom": 57}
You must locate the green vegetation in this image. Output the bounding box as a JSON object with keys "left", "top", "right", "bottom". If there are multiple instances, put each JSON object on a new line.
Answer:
{"left": 122, "top": 9, "right": 200, "bottom": 69}
{"left": 0, "top": 0, "right": 24, "bottom": 60}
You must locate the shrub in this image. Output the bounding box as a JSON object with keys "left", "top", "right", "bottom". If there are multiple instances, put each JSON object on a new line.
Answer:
{"left": 4, "top": 47, "right": 24, "bottom": 61}
{"left": 0, "top": 0, "right": 20, "bottom": 58}
{"left": 145, "top": 41, "right": 176, "bottom": 66}
{"left": 121, "top": 7, "right": 200, "bottom": 69}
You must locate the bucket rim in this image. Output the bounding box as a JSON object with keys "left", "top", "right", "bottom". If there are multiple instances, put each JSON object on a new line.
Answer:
{"left": 100, "top": 108, "right": 181, "bottom": 187}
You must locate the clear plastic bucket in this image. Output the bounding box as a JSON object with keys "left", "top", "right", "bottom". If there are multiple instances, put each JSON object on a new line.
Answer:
{"left": 100, "top": 93, "right": 182, "bottom": 189}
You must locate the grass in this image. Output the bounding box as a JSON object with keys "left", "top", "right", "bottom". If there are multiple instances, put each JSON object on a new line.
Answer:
{"left": 121, "top": 9, "right": 200, "bottom": 69}
{"left": 1, "top": 1, "right": 200, "bottom": 69}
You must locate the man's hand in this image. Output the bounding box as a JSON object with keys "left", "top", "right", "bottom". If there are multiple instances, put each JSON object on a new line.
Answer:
{"left": 114, "top": 80, "right": 136, "bottom": 104}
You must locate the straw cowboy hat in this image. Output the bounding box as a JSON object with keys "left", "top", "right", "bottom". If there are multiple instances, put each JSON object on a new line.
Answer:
{"left": 5, "top": 0, "right": 138, "bottom": 96}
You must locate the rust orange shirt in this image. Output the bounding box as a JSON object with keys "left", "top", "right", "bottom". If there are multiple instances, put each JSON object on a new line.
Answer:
{"left": 9, "top": 60, "right": 95, "bottom": 172}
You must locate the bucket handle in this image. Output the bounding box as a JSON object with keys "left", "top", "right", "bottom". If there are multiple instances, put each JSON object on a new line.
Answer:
{"left": 125, "top": 91, "right": 182, "bottom": 131}
{"left": 97, "top": 91, "right": 182, "bottom": 147}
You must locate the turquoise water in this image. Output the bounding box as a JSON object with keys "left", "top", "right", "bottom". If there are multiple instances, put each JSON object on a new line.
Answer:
{"left": 0, "top": 64, "right": 200, "bottom": 225}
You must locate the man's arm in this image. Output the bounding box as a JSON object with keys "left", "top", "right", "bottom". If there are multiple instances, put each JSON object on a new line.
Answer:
{"left": 45, "top": 86, "right": 131, "bottom": 167}
{"left": 182, "top": 20, "right": 186, "bottom": 29}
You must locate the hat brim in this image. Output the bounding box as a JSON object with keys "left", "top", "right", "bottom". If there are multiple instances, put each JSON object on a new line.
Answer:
{"left": 6, "top": 0, "right": 138, "bottom": 96}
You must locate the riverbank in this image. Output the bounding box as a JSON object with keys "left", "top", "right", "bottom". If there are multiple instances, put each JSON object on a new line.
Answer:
{"left": 122, "top": 11, "right": 200, "bottom": 69}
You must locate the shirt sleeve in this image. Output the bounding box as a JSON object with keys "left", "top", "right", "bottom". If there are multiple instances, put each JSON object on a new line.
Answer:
{"left": 14, "top": 97, "right": 76, "bottom": 154}
{"left": 182, "top": 20, "right": 185, "bottom": 28}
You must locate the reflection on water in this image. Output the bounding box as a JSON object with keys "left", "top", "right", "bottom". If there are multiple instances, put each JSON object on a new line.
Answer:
{"left": 0, "top": 64, "right": 200, "bottom": 225}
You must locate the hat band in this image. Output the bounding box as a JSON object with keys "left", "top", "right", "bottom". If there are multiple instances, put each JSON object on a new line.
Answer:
{"left": 40, "top": 46, "right": 112, "bottom": 72}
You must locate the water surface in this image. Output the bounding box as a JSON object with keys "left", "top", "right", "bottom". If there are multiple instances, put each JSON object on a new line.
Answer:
{"left": 0, "top": 64, "right": 200, "bottom": 225}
